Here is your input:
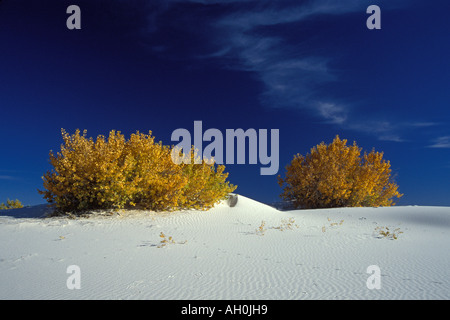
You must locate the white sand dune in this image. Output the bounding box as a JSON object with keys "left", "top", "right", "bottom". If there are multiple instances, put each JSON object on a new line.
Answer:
{"left": 0, "top": 195, "right": 449, "bottom": 300}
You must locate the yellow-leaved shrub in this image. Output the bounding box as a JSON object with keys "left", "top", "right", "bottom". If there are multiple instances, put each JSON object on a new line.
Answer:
{"left": 180, "top": 148, "right": 235, "bottom": 210}
{"left": 39, "top": 129, "right": 236, "bottom": 213}
{"left": 278, "top": 135, "right": 402, "bottom": 209}
{"left": 0, "top": 199, "right": 24, "bottom": 210}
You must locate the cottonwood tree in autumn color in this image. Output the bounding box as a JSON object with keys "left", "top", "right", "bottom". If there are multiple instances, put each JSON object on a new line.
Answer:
{"left": 39, "top": 129, "right": 236, "bottom": 214}
{"left": 278, "top": 136, "right": 402, "bottom": 209}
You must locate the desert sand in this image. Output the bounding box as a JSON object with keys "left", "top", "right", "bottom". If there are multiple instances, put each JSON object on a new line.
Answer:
{"left": 0, "top": 195, "right": 448, "bottom": 299}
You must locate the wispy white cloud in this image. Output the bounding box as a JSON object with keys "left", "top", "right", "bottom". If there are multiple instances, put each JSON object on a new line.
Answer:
{"left": 0, "top": 175, "right": 17, "bottom": 181}
{"left": 429, "top": 136, "right": 450, "bottom": 148}
{"left": 347, "top": 120, "right": 405, "bottom": 142}
{"left": 215, "top": 0, "right": 371, "bottom": 30}
{"left": 346, "top": 120, "right": 442, "bottom": 143}
{"left": 198, "top": 0, "right": 394, "bottom": 126}
{"left": 204, "top": 3, "right": 346, "bottom": 115}
{"left": 142, "top": 1, "right": 383, "bottom": 112}
{"left": 405, "top": 122, "right": 440, "bottom": 128}
{"left": 142, "top": 0, "right": 427, "bottom": 142}
{"left": 316, "top": 102, "right": 347, "bottom": 125}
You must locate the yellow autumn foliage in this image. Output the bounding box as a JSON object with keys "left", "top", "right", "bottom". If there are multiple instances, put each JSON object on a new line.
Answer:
{"left": 278, "top": 135, "right": 402, "bottom": 209}
{"left": 0, "top": 199, "right": 24, "bottom": 210}
{"left": 39, "top": 129, "right": 236, "bottom": 213}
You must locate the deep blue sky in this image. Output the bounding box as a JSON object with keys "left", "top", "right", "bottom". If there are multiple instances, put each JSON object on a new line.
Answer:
{"left": 1, "top": 0, "right": 449, "bottom": 206}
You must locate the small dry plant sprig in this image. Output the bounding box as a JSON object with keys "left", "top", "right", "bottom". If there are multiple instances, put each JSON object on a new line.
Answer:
{"left": 328, "top": 217, "right": 344, "bottom": 227}
{"left": 255, "top": 220, "right": 267, "bottom": 236}
{"left": 374, "top": 226, "right": 403, "bottom": 240}
{"left": 322, "top": 218, "right": 344, "bottom": 232}
{"left": 273, "top": 217, "right": 299, "bottom": 231}
{"left": 157, "top": 232, "right": 187, "bottom": 248}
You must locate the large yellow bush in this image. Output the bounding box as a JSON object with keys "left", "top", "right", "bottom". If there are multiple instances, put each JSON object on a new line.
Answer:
{"left": 278, "top": 135, "right": 402, "bottom": 209}
{"left": 39, "top": 129, "right": 236, "bottom": 213}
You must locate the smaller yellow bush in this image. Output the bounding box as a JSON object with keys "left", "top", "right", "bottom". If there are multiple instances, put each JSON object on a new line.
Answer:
{"left": 39, "top": 129, "right": 236, "bottom": 213}
{"left": 0, "top": 199, "right": 24, "bottom": 210}
{"left": 278, "top": 135, "right": 402, "bottom": 209}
